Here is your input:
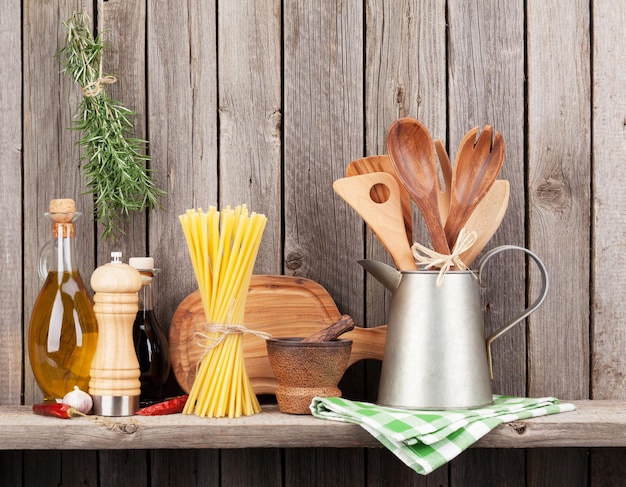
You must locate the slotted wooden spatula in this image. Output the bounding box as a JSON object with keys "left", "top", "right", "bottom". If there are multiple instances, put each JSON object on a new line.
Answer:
{"left": 333, "top": 172, "right": 418, "bottom": 270}
{"left": 346, "top": 155, "right": 413, "bottom": 244}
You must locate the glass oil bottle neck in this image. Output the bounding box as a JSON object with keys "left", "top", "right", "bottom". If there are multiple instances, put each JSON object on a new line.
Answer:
{"left": 137, "top": 271, "right": 154, "bottom": 312}
{"left": 49, "top": 222, "right": 77, "bottom": 273}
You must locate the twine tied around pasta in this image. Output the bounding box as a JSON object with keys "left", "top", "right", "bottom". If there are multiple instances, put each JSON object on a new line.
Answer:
{"left": 194, "top": 323, "right": 273, "bottom": 354}
{"left": 411, "top": 228, "right": 478, "bottom": 286}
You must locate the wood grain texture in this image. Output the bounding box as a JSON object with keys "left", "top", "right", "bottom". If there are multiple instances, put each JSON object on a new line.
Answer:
{"left": 364, "top": 0, "right": 447, "bottom": 346}
{"left": 85, "top": 3, "right": 153, "bottom": 485}
{"left": 526, "top": 0, "right": 591, "bottom": 485}
{"left": 216, "top": 0, "right": 283, "bottom": 483}
{"left": 152, "top": 450, "right": 219, "bottom": 487}
{"left": 589, "top": 0, "right": 626, "bottom": 483}
{"left": 447, "top": 0, "right": 527, "bottom": 484}
{"left": 20, "top": 0, "right": 97, "bottom": 485}
{"left": 22, "top": 0, "right": 97, "bottom": 406}
{"left": 0, "top": 452, "right": 21, "bottom": 486}
{"left": 285, "top": 448, "right": 364, "bottom": 487}
{"left": 98, "top": 0, "right": 148, "bottom": 262}
{"left": 0, "top": 0, "right": 23, "bottom": 406}
{"left": 590, "top": 0, "right": 626, "bottom": 400}
{"left": 2, "top": 401, "right": 626, "bottom": 450}
{"left": 146, "top": 1, "right": 219, "bottom": 485}
{"left": 147, "top": 0, "right": 217, "bottom": 335}
{"left": 5, "top": 0, "right": 626, "bottom": 484}
{"left": 218, "top": 0, "right": 282, "bottom": 277}
{"left": 99, "top": 451, "right": 148, "bottom": 485}
{"left": 283, "top": 0, "right": 366, "bottom": 480}
{"left": 363, "top": 4, "right": 448, "bottom": 483}
{"left": 527, "top": 0, "right": 590, "bottom": 401}
{"left": 448, "top": 0, "right": 526, "bottom": 397}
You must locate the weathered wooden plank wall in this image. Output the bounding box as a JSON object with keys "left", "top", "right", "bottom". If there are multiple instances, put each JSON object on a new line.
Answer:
{"left": 1, "top": 0, "right": 625, "bottom": 485}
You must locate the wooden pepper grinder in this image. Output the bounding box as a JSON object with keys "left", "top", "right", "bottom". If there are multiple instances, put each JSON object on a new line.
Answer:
{"left": 89, "top": 252, "right": 143, "bottom": 416}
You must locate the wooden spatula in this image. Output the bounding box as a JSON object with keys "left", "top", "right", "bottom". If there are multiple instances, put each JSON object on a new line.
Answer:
{"left": 333, "top": 172, "right": 418, "bottom": 270}
{"left": 346, "top": 155, "right": 413, "bottom": 244}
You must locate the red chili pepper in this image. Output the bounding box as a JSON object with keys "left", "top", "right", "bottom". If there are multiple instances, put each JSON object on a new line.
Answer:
{"left": 32, "top": 403, "right": 86, "bottom": 419}
{"left": 135, "top": 395, "right": 189, "bottom": 416}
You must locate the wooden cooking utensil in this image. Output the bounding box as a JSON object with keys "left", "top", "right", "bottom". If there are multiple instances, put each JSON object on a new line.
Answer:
{"left": 169, "top": 275, "right": 387, "bottom": 395}
{"left": 460, "top": 180, "right": 510, "bottom": 267}
{"left": 346, "top": 155, "right": 413, "bottom": 244}
{"left": 301, "top": 314, "right": 355, "bottom": 343}
{"left": 444, "top": 125, "right": 505, "bottom": 249}
{"left": 333, "top": 172, "right": 418, "bottom": 270}
{"left": 434, "top": 139, "right": 452, "bottom": 224}
{"left": 386, "top": 118, "right": 450, "bottom": 255}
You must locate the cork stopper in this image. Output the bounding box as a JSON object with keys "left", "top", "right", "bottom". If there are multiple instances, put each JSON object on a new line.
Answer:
{"left": 48, "top": 199, "right": 77, "bottom": 238}
{"left": 49, "top": 199, "right": 76, "bottom": 223}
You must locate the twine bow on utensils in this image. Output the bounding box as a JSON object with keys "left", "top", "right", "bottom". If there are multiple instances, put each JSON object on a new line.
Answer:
{"left": 411, "top": 228, "right": 478, "bottom": 286}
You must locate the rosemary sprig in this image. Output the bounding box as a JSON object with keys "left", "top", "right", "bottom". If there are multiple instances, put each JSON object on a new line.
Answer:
{"left": 58, "top": 11, "right": 166, "bottom": 240}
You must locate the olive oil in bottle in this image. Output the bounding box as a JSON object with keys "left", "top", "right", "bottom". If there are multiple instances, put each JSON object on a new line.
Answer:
{"left": 28, "top": 199, "right": 98, "bottom": 401}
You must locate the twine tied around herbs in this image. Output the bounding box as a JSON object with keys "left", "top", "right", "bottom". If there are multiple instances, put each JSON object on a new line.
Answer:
{"left": 80, "top": 53, "right": 116, "bottom": 98}
{"left": 411, "top": 228, "right": 478, "bottom": 286}
{"left": 81, "top": 74, "right": 117, "bottom": 97}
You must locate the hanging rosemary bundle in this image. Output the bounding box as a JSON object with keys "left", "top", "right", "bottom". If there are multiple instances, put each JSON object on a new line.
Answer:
{"left": 58, "top": 11, "right": 165, "bottom": 240}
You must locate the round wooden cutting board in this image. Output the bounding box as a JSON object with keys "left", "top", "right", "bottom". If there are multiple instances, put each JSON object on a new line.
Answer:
{"left": 169, "top": 275, "right": 386, "bottom": 395}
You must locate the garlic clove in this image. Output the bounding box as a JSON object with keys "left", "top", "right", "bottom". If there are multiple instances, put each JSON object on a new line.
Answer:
{"left": 62, "top": 385, "right": 93, "bottom": 414}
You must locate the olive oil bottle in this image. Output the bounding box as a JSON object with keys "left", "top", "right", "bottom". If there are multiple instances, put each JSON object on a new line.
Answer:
{"left": 28, "top": 199, "right": 98, "bottom": 401}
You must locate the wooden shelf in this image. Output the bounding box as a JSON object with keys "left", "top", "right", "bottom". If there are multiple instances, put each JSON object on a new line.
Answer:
{"left": 1, "top": 401, "right": 623, "bottom": 450}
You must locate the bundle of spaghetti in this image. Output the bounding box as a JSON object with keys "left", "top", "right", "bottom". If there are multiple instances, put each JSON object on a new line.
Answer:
{"left": 179, "top": 205, "right": 267, "bottom": 418}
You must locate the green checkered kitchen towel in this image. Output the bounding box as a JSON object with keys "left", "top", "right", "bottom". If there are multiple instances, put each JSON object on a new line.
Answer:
{"left": 310, "top": 395, "right": 576, "bottom": 475}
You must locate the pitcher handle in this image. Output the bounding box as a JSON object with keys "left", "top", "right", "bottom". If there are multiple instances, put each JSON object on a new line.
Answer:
{"left": 477, "top": 245, "right": 549, "bottom": 379}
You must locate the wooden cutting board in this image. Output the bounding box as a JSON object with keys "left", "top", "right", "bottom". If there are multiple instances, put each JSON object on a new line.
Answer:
{"left": 169, "top": 275, "right": 386, "bottom": 394}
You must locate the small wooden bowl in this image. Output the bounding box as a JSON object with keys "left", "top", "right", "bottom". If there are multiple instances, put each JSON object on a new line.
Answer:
{"left": 266, "top": 338, "right": 352, "bottom": 415}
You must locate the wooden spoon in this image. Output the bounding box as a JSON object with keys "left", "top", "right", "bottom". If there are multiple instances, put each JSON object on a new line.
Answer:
{"left": 434, "top": 139, "right": 452, "bottom": 224}
{"left": 386, "top": 118, "right": 450, "bottom": 255}
{"left": 333, "top": 172, "right": 418, "bottom": 270}
{"left": 444, "top": 126, "right": 505, "bottom": 249}
{"left": 346, "top": 155, "right": 413, "bottom": 244}
{"left": 459, "top": 180, "right": 510, "bottom": 267}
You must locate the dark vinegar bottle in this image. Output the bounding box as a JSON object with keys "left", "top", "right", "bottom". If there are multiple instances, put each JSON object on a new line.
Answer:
{"left": 129, "top": 257, "right": 171, "bottom": 406}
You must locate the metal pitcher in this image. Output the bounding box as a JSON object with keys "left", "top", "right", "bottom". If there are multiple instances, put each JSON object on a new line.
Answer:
{"left": 359, "top": 245, "right": 549, "bottom": 410}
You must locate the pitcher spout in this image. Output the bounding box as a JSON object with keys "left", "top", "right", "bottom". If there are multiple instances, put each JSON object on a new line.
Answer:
{"left": 358, "top": 260, "right": 402, "bottom": 293}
